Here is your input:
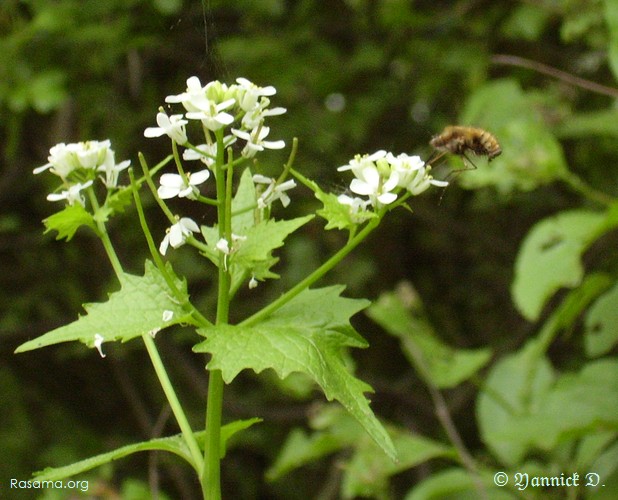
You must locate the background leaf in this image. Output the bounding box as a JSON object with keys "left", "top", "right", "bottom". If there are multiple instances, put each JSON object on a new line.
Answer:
{"left": 512, "top": 209, "right": 611, "bottom": 320}
{"left": 457, "top": 79, "right": 568, "bottom": 193}
{"left": 584, "top": 282, "right": 618, "bottom": 357}
{"left": 476, "top": 339, "right": 555, "bottom": 466}
{"left": 367, "top": 289, "right": 491, "bottom": 388}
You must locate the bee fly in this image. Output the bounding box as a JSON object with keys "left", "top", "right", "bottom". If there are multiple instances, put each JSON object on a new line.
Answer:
{"left": 428, "top": 125, "right": 501, "bottom": 202}
{"left": 429, "top": 125, "right": 501, "bottom": 169}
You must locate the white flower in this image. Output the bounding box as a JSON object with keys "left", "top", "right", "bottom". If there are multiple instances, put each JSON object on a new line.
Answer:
{"left": 166, "top": 77, "right": 236, "bottom": 130}
{"left": 232, "top": 126, "right": 285, "bottom": 158}
{"left": 349, "top": 165, "right": 399, "bottom": 206}
{"left": 35, "top": 140, "right": 114, "bottom": 179}
{"left": 241, "top": 98, "right": 286, "bottom": 130}
{"left": 159, "top": 217, "right": 199, "bottom": 255}
{"left": 215, "top": 237, "right": 230, "bottom": 255}
{"left": 215, "top": 234, "right": 246, "bottom": 270}
{"left": 235, "top": 77, "right": 277, "bottom": 111}
{"left": 144, "top": 112, "right": 188, "bottom": 144}
{"left": 337, "top": 194, "right": 369, "bottom": 208}
{"left": 185, "top": 99, "right": 236, "bottom": 131}
{"left": 215, "top": 234, "right": 246, "bottom": 255}
{"left": 165, "top": 76, "right": 210, "bottom": 111}
{"left": 157, "top": 169, "right": 210, "bottom": 200}
{"left": 386, "top": 153, "right": 425, "bottom": 188}
{"left": 94, "top": 333, "right": 106, "bottom": 358}
{"left": 337, "top": 194, "right": 372, "bottom": 224}
{"left": 97, "top": 155, "right": 131, "bottom": 189}
{"left": 253, "top": 175, "right": 296, "bottom": 208}
{"left": 248, "top": 276, "right": 258, "bottom": 289}
{"left": 182, "top": 136, "right": 236, "bottom": 166}
{"left": 46, "top": 180, "right": 93, "bottom": 206}
{"left": 405, "top": 169, "right": 449, "bottom": 195}
{"left": 337, "top": 150, "right": 386, "bottom": 176}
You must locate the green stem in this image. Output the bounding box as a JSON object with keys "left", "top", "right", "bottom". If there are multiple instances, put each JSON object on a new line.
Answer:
{"left": 203, "top": 130, "right": 231, "bottom": 500}
{"left": 88, "top": 174, "right": 205, "bottom": 475}
{"left": 86, "top": 187, "right": 124, "bottom": 279}
{"left": 142, "top": 333, "right": 204, "bottom": 473}
{"left": 129, "top": 168, "right": 212, "bottom": 327}
{"left": 560, "top": 171, "right": 614, "bottom": 206}
{"left": 204, "top": 371, "right": 224, "bottom": 499}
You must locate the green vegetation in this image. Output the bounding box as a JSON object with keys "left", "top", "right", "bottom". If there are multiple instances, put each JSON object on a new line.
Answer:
{"left": 2, "top": 1, "right": 618, "bottom": 498}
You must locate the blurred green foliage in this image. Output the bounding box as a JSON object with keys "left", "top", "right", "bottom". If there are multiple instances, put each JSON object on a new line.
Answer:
{"left": 2, "top": 0, "right": 618, "bottom": 498}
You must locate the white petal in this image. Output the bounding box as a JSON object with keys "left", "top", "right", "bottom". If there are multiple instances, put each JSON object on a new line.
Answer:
{"left": 190, "top": 169, "right": 210, "bottom": 185}
{"left": 180, "top": 217, "right": 199, "bottom": 232}
{"left": 159, "top": 173, "right": 184, "bottom": 188}
{"left": 350, "top": 179, "right": 374, "bottom": 196}
{"left": 168, "top": 224, "right": 185, "bottom": 247}
{"left": 377, "top": 192, "right": 398, "bottom": 204}
{"left": 159, "top": 234, "right": 170, "bottom": 255}
{"left": 158, "top": 185, "right": 180, "bottom": 199}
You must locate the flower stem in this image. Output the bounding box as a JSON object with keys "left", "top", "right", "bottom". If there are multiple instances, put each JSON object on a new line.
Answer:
{"left": 560, "top": 170, "right": 614, "bottom": 206}
{"left": 203, "top": 129, "right": 231, "bottom": 500}
{"left": 86, "top": 187, "right": 124, "bottom": 279}
{"left": 142, "top": 333, "right": 204, "bottom": 473}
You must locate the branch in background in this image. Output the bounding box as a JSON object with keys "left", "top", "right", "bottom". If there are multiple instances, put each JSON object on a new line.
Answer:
{"left": 491, "top": 54, "right": 618, "bottom": 98}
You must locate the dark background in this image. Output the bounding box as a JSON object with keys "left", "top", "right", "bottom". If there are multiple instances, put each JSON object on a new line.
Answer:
{"left": 2, "top": 1, "right": 617, "bottom": 498}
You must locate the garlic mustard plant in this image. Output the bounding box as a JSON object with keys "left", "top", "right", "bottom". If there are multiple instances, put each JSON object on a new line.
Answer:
{"left": 19, "top": 75, "right": 448, "bottom": 499}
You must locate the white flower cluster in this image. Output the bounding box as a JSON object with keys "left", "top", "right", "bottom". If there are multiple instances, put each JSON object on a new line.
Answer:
{"left": 337, "top": 150, "right": 448, "bottom": 213}
{"left": 34, "top": 140, "right": 130, "bottom": 206}
{"left": 146, "top": 77, "right": 293, "bottom": 256}
{"left": 144, "top": 76, "right": 286, "bottom": 159}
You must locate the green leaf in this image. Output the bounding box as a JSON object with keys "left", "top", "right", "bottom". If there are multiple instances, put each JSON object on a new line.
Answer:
{"left": 536, "top": 273, "right": 613, "bottom": 348}
{"left": 219, "top": 417, "right": 263, "bottom": 459}
{"left": 194, "top": 286, "right": 397, "bottom": 460}
{"left": 584, "top": 281, "right": 618, "bottom": 357}
{"left": 268, "top": 405, "right": 450, "bottom": 499}
{"left": 43, "top": 204, "right": 97, "bottom": 241}
{"left": 575, "top": 431, "right": 617, "bottom": 470}
{"left": 266, "top": 428, "right": 346, "bottom": 480}
{"left": 604, "top": 0, "right": 618, "bottom": 80}
{"left": 15, "top": 261, "right": 194, "bottom": 353}
{"left": 94, "top": 185, "right": 135, "bottom": 223}
{"left": 315, "top": 189, "right": 375, "bottom": 230}
{"left": 342, "top": 425, "right": 452, "bottom": 499}
{"left": 517, "top": 359, "right": 618, "bottom": 451}
{"left": 501, "top": 4, "right": 551, "bottom": 41}
{"left": 234, "top": 215, "right": 314, "bottom": 267}
{"left": 477, "top": 339, "right": 555, "bottom": 466}
{"left": 231, "top": 168, "right": 259, "bottom": 234}
{"left": 292, "top": 167, "right": 375, "bottom": 231}
{"left": 201, "top": 215, "right": 313, "bottom": 289}
{"left": 479, "top": 343, "right": 618, "bottom": 466}
{"left": 35, "top": 434, "right": 198, "bottom": 481}
{"left": 555, "top": 109, "right": 618, "bottom": 138}
{"left": 24, "top": 70, "right": 68, "bottom": 114}
{"left": 512, "top": 209, "right": 611, "bottom": 321}
{"left": 586, "top": 438, "right": 618, "bottom": 497}
{"left": 367, "top": 289, "right": 491, "bottom": 388}
{"left": 33, "top": 418, "right": 261, "bottom": 481}
{"left": 405, "top": 468, "right": 517, "bottom": 500}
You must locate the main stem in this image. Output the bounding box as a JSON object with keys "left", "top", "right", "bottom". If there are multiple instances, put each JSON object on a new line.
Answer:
{"left": 203, "top": 131, "right": 230, "bottom": 500}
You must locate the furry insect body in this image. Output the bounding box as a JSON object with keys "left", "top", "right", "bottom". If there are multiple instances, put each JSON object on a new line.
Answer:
{"left": 429, "top": 126, "right": 501, "bottom": 162}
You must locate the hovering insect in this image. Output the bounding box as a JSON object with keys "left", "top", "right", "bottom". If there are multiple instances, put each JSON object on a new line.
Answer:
{"left": 429, "top": 125, "right": 501, "bottom": 169}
